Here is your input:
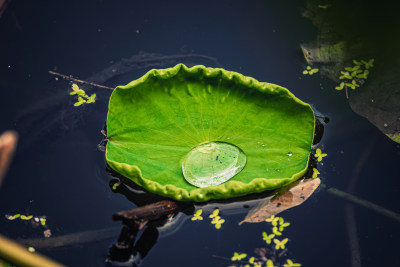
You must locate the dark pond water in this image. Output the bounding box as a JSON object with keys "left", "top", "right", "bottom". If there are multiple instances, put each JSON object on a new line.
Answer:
{"left": 1, "top": 0, "right": 400, "bottom": 266}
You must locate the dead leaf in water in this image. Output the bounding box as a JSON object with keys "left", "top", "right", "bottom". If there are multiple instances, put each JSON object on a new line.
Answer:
{"left": 239, "top": 178, "right": 321, "bottom": 224}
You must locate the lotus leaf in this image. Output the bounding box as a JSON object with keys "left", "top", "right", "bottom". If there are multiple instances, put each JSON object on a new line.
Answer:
{"left": 106, "top": 64, "right": 315, "bottom": 202}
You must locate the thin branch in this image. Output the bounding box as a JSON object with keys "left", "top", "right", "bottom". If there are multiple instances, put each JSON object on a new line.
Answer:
{"left": 0, "top": 235, "right": 64, "bottom": 267}
{"left": 19, "top": 227, "right": 121, "bottom": 249}
{"left": 48, "top": 71, "right": 114, "bottom": 90}
{"left": 321, "top": 184, "right": 400, "bottom": 223}
{"left": 0, "top": 131, "right": 18, "bottom": 188}
{"left": 345, "top": 204, "right": 361, "bottom": 267}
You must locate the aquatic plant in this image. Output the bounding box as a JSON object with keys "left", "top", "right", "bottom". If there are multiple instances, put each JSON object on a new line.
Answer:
{"left": 191, "top": 209, "right": 203, "bottom": 221}
{"left": 225, "top": 216, "right": 301, "bottom": 267}
{"left": 335, "top": 59, "right": 374, "bottom": 98}
{"left": 314, "top": 148, "right": 327, "bottom": 162}
{"left": 312, "top": 168, "right": 320, "bottom": 179}
{"left": 273, "top": 238, "right": 288, "bottom": 250}
{"left": 302, "top": 66, "right": 319, "bottom": 75}
{"left": 262, "top": 232, "right": 275, "bottom": 244}
{"left": 231, "top": 252, "right": 247, "bottom": 261}
{"left": 191, "top": 208, "right": 225, "bottom": 229}
{"left": 211, "top": 216, "right": 225, "bottom": 229}
{"left": 105, "top": 64, "right": 315, "bottom": 202}
{"left": 283, "top": 259, "right": 301, "bottom": 267}
{"left": 70, "top": 83, "right": 96, "bottom": 106}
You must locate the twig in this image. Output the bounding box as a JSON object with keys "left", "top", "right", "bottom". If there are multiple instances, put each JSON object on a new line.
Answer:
{"left": 345, "top": 85, "right": 349, "bottom": 99}
{"left": 19, "top": 226, "right": 121, "bottom": 249}
{"left": 212, "top": 254, "right": 247, "bottom": 265}
{"left": 344, "top": 138, "right": 375, "bottom": 267}
{"left": 321, "top": 184, "right": 400, "bottom": 223}
{"left": 0, "top": 235, "right": 64, "bottom": 267}
{"left": 0, "top": 131, "right": 18, "bottom": 188}
{"left": 345, "top": 204, "right": 361, "bottom": 267}
{"left": 112, "top": 200, "right": 180, "bottom": 222}
{"left": 48, "top": 71, "right": 114, "bottom": 90}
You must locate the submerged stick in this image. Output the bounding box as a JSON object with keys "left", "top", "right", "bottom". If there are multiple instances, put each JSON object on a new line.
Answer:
{"left": 19, "top": 226, "right": 121, "bottom": 249}
{"left": 321, "top": 184, "right": 400, "bottom": 223}
{"left": 0, "top": 131, "right": 18, "bottom": 187}
{"left": 48, "top": 71, "right": 114, "bottom": 90}
{"left": 345, "top": 204, "right": 361, "bottom": 267}
{"left": 0, "top": 235, "right": 64, "bottom": 267}
{"left": 112, "top": 200, "right": 180, "bottom": 222}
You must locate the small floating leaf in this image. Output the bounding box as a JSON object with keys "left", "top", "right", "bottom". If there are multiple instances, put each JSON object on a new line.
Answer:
{"left": 314, "top": 148, "right": 327, "bottom": 162}
{"left": 20, "top": 215, "right": 33, "bottom": 220}
{"left": 273, "top": 238, "right": 288, "bottom": 250}
{"left": 72, "top": 84, "right": 79, "bottom": 91}
{"left": 284, "top": 259, "right": 302, "bottom": 267}
{"left": 211, "top": 216, "right": 225, "bottom": 229}
{"left": 335, "top": 82, "right": 345, "bottom": 90}
{"left": 231, "top": 252, "right": 247, "bottom": 261}
{"left": 86, "top": 93, "right": 97, "bottom": 103}
{"left": 272, "top": 226, "right": 282, "bottom": 236}
{"left": 312, "top": 168, "right": 320, "bottom": 179}
{"left": 191, "top": 209, "right": 203, "bottom": 221}
{"left": 209, "top": 209, "right": 220, "bottom": 219}
{"left": 262, "top": 232, "right": 275, "bottom": 244}
{"left": 362, "top": 59, "right": 374, "bottom": 69}
{"left": 40, "top": 217, "right": 47, "bottom": 226}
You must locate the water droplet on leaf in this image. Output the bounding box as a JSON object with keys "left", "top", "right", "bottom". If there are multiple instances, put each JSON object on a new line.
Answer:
{"left": 182, "top": 142, "right": 246, "bottom": 188}
{"left": 288, "top": 152, "right": 292, "bottom": 157}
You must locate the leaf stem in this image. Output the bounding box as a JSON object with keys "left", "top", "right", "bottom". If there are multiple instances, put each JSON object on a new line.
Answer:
{"left": 48, "top": 71, "right": 114, "bottom": 90}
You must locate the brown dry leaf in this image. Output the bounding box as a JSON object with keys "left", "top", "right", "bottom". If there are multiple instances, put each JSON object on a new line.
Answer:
{"left": 239, "top": 178, "right": 321, "bottom": 224}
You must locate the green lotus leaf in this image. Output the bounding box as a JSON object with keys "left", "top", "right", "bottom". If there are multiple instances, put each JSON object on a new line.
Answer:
{"left": 105, "top": 64, "right": 315, "bottom": 202}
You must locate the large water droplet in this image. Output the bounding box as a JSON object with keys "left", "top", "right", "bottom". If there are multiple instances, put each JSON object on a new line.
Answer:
{"left": 182, "top": 142, "right": 246, "bottom": 188}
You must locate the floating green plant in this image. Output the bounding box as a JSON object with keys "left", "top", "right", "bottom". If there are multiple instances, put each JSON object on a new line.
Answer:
{"left": 225, "top": 216, "right": 300, "bottom": 267}
{"left": 191, "top": 209, "right": 203, "bottom": 221}
{"left": 314, "top": 148, "right": 327, "bottom": 162}
{"left": 209, "top": 208, "right": 220, "bottom": 219}
{"left": 302, "top": 65, "right": 319, "bottom": 75}
{"left": 265, "top": 215, "right": 279, "bottom": 223}
{"left": 191, "top": 208, "right": 225, "bottom": 229}
{"left": 105, "top": 64, "right": 315, "bottom": 201}
{"left": 278, "top": 218, "right": 290, "bottom": 231}
{"left": 312, "top": 168, "right": 320, "bottom": 179}
{"left": 262, "top": 232, "right": 275, "bottom": 244}
{"left": 5, "top": 214, "right": 33, "bottom": 221}
{"left": 70, "top": 83, "right": 96, "bottom": 106}
{"left": 231, "top": 252, "right": 247, "bottom": 261}
{"left": 335, "top": 59, "right": 374, "bottom": 98}
{"left": 283, "top": 259, "right": 301, "bottom": 267}
{"left": 273, "top": 238, "right": 288, "bottom": 250}
{"left": 211, "top": 216, "right": 225, "bottom": 229}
